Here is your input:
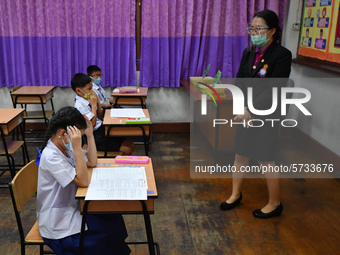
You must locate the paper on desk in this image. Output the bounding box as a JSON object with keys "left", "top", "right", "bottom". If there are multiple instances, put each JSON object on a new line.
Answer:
{"left": 85, "top": 167, "right": 148, "bottom": 200}
{"left": 113, "top": 88, "right": 139, "bottom": 93}
{"left": 110, "top": 108, "right": 146, "bottom": 118}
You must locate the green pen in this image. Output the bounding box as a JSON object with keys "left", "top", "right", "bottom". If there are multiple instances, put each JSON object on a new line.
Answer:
{"left": 212, "top": 70, "right": 221, "bottom": 87}
{"left": 203, "top": 64, "right": 210, "bottom": 79}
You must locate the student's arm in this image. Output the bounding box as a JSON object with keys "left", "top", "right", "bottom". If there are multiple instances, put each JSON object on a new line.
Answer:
{"left": 96, "top": 93, "right": 104, "bottom": 120}
{"left": 100, "top": 103, "right": 112, "bottom": 109}
{"left": 89, "top": 91, "right": 99, "bottom": 127}
{"left": 69, "top": 126, "right": 89, "bottom": 188}
{"left": 83, "top": 114, "right": 97, "bottom": 168}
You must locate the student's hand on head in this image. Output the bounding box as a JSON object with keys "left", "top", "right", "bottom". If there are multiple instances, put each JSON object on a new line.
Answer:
{"left": 83, "top": 114, "right": 93, "bottom": 137}
{"left": 67, "top": 126, "right": 82, "bottom": 149}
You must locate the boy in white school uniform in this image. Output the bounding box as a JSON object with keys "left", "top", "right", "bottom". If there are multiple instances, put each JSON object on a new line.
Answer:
{"left": 71, "top": 73, "right": 134, "bottom": 154}
{"left": 87, "top": 65, "right": 114, "bottom": 109}
{"left": 37, "top": 107, "right": 130, "bottom": 254}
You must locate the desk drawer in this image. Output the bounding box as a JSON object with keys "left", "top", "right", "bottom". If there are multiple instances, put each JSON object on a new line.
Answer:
{"left": 13, "top": 90, "right": 53, "bottom": 104}
{"left": 80, "top": 199, "right": 154, "bottom": 213}
{"left": 1, "top": 114, "right": 23, "bottom": 135}
{"left": 105, "top": 126, "right": 150, "bottom": 136}
{"left": 113, "top": 97, "right": 146, "bottom": 105}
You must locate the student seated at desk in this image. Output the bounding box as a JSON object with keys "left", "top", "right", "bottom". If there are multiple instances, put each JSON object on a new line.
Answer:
{"left": 87, "top": 65, "right": 114, "bottom": 110}
{"left": 71, "top": 73, "right": 134, "bottom": 154}
{"left": 37, "top": 107, "right": 130, "bottom": 255}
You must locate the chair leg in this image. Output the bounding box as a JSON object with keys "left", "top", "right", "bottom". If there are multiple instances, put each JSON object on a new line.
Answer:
{"left": 21, "top": 243, "right": 25, "bottom": 255}
{"left": 9, "top": 155, "right": 16, "bottom": 179}
{"left": 40, "top": 244, "right": 44, "bottom": 255}
{"left": 21, "top": 146, "right": 26, "bottom": 165}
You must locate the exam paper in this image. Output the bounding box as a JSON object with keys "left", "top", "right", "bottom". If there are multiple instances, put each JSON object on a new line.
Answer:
{"left": 85, "top": 167, "right": 148, "bottom": 200}
{"left": 110, "top": 108, "right": 146, "bottom": 118}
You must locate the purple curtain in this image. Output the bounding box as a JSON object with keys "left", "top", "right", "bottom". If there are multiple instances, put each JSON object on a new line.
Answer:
{"left": 0, "top": 0, "right": 136, "bottom": 87}
{"left": 140, "top": 0, "right": 287, "bottom": 88}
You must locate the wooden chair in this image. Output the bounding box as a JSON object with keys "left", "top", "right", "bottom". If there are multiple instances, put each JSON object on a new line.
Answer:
{"left": 9, "top": 160, "right": 55, "bottom": 255}
{"left": 0, "top": 139, "right": 28, "bottom": 180}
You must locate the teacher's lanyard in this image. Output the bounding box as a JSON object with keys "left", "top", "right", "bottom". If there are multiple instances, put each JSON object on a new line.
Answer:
{"left": 253, "top": 53, "right": 264, "bottom": 71}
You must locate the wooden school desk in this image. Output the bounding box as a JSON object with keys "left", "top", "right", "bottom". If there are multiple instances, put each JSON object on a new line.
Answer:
{"left": 76, "top": 158, "right": 159, "bottom": 255}
{"left": 0, "top": 108, "right": 29, "bottom": 184}
{"left": 112, "top": 87, "right": 148, "bottom": 108}
{"left": 103, "top": 109, "right": 151, "bottom": 156}
{"left": 10, "top": 86, "right": 55, "bottom": 128}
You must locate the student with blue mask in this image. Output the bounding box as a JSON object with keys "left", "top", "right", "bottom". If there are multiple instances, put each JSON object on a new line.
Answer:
{"left": 36, "top": 107, "right": 130, "bottom": 254}
{"left": 87, "top": 65, "right": 114, "bottom": 109}
{"left": 72, "top": 73, "right": 135, "bottom": 155}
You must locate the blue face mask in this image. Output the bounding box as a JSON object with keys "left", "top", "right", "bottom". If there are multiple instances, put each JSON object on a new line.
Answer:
{"left": 61, "top": 131, "right": 73, "bottom": 151}
{"left": 91, "top": 77, "right": 102, "bottom": 85}
{"left": 251, "top": 30, "right": 271, "bottom": 47}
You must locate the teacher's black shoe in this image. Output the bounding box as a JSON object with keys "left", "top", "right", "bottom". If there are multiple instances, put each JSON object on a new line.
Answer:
{"left": 252, "top": 203, "right": 283, "bottom": 218}
{"left": 220, "top": 193, "right": 242, "bottom": 210}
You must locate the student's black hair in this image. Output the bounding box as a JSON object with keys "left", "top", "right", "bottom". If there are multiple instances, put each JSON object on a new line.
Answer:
{"left": 43, "top": 106, "right": 87, "bottom": 149}
{"left": 87, "top": 65, "right": 101, "bottom": 76}
{"left": 71, "top": 73, "right": 92, "bottom": 92}
{"left": 253, "top": 9, "right": 281, "bottom": 41}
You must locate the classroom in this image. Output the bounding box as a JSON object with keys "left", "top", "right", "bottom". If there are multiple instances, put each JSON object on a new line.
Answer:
{"left": 0, "top": 0, "right": 340, "bottom": 254}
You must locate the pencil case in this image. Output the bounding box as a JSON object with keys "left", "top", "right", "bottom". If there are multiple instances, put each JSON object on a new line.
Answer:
{"left": 119, "top": 89, "right": 138, "bottom": 94}
{"left": 125, "top": 118, "right": 151, "bottom": 124}
{"left": 115, "top": 156, "right": 150, "bottom": 164}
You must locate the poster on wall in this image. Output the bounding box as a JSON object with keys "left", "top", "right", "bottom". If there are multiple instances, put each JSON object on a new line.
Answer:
{"left": 298, "top": 0, "right": 340, "bottom": 64}
{"left": 333, "top": 5, "right": 340, "bottom": 47}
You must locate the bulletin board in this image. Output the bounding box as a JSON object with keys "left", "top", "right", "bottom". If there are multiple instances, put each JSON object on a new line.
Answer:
{"left": 298, "top": 0, "right": 340, "bottom": 65}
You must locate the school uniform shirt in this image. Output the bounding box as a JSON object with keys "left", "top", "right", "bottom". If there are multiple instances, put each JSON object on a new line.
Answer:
{"left": 36, "top": 139, "right": 88, "bottom": 239}
{"left": 74, "top": 95, "right": 102, "bottom": 131}
{"left": 92, "top": 82, "right": 108, "bottom": 105}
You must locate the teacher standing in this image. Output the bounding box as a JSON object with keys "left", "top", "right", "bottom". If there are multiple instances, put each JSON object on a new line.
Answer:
{"left": 220, "top": 9, "right": 292, "bottom": 218}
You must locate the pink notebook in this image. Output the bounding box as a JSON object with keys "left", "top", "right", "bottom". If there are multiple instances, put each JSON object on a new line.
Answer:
{"left": 115, "top": 156, "right": 149, "bottom": 164}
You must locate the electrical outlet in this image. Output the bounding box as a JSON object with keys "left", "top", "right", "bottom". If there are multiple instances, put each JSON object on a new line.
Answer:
{"left": 292, "top": 23, "right": 300, "bottom": 30}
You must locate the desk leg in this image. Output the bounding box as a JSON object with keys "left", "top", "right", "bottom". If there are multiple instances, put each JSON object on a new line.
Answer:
{"left": 140, "top": 200, "right": 156, "bottom": 255}
{"left": 50, "top": 98, "right": 55, "bottom": 116}
{"left": 0, "top": 127, "right": 16, "bottom": 178}
{"left": 139, "top": 126, "right": 149, "bottom": 156}
{"left": 39, "top": 96, "right": 49, "bottom": 128}
{"left": 19, "top": 122, "right": 29, "bottom": 163}
{"left": 79, "top": 201, "right": 90, "bottom": 255}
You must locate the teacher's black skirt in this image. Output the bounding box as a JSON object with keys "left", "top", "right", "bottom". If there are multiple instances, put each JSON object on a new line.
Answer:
{"left": 233, "top": 119, "right": 280, "bottom": 162}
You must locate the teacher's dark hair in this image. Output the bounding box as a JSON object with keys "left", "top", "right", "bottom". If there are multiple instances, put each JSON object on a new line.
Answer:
{"left": 254, "top": 9, "right": 281, "bottom": 41}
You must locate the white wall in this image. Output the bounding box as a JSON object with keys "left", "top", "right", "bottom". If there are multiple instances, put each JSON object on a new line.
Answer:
{"left": 283, "top": 0, "right": 340, "bottom": 156}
